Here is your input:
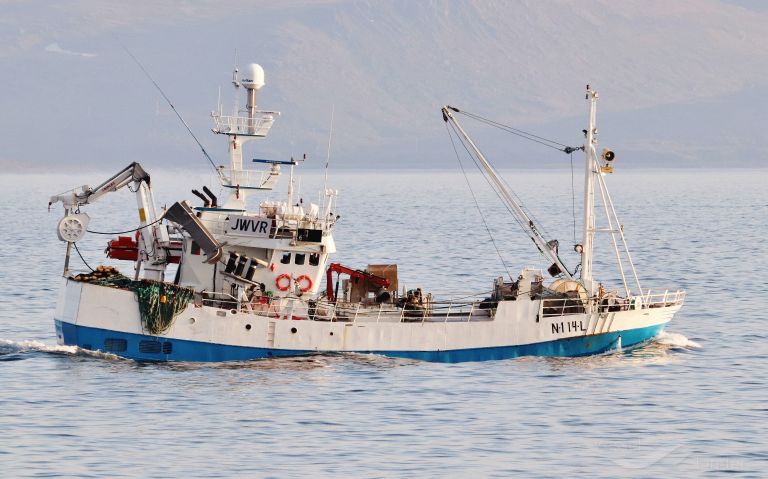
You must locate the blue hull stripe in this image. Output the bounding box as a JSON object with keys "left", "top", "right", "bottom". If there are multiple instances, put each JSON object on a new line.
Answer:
{"left": 55, "top": 320, "right": 664, "bottom": 363}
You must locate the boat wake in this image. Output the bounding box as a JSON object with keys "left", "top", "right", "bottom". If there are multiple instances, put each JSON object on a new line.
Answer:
{"left": 0, "top": 338, "right": 120, "bottom": 361}
{"left": 652, "top": 331, "right": 702, "bottom": 349}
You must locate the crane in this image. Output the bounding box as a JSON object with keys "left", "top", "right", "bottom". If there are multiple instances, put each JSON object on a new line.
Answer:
{"left": 326, "top": 263, "right": 390, "bottom": 302}
{"left": 49, "top": 162, "right": 170, "bottom": 280}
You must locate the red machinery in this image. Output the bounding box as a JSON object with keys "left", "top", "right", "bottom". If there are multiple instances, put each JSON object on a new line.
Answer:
{"left": 105, "top": 235, "right": 182, "bottom": 264}
{"left": 326, "top": 263, "right": 390, "bottom": 302}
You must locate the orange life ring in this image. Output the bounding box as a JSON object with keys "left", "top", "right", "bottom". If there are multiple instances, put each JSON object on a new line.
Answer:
{"left": 296, "top": 274, "right": 313, "bottom": 293}
{"left": 275, "top": 274, "right": 291, "bottom": 291}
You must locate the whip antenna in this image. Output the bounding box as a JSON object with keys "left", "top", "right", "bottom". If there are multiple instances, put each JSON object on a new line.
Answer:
{"left": 323, "top": 104, "right": 335, "bottom": 192}
{"left": 122, "top": 46, "right": 221, "bottom": 177}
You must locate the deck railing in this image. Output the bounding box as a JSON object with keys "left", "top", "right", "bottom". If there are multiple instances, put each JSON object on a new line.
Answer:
{"left": 215, "top": 295, "right": 492, "bottom": 323}
{"left": 200, "top": 291, "right": 241, "bottom": 311}
{"left": 199, "top": 288, "right": 686, "bottom": 322}
{"left": 541, "top": 289, "right": 686, "bottom": 318}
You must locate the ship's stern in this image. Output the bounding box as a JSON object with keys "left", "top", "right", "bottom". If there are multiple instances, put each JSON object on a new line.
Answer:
{"left": 53, "top": 277, "right": 83, "bottom": 346}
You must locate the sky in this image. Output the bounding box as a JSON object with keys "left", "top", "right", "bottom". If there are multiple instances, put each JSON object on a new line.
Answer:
{"left": 1, "top": 0, "right": 766, "bottom": 172}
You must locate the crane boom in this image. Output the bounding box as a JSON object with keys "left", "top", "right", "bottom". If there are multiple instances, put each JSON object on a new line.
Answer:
{"left": 442, "top": 106, "right": 574, "bottom": 282}
{"left": 49, "top": 162, "right": 170, "bottom": 281}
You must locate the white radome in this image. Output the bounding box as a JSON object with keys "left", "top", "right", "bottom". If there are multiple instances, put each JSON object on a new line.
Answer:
{"left": 241, "top": 63, "right": 265, "bottom": 90}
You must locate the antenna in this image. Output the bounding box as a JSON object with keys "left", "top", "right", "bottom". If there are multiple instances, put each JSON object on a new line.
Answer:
{"left": 323, "top": 104, "right": 335, "bottom": 212}
{"left": 122, "top": 45, "right": 221, "bottom": 177}
{"left": 217, "top": 85, "right": 222, "bottom": 116}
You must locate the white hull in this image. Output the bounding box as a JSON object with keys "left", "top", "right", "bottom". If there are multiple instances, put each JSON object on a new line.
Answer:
{"left": 54, "top": 278, "right": 681, "bottom": 362}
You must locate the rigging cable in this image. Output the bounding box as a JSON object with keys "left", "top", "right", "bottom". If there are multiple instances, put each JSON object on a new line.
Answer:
{"left": 87, "top": 217, "right": 164, "bottom": 235}
{"left": 445, "top": 107, "right": 591, "bottom": 278}
{"left": 570, "top": 151, "right": 577, "bottom": 242}
{"left": 122, "top": 46, "right": 221, "bottom": 176}
{"left": 445, "top": 122, "right": 513, "bottom": 281}
{"left": 73, "top": 242, "right": 95, "bottom": 272}
{"left": 446, "top": 119, "right": 572, "bottom": 276}
{"left": 454, "top": 109, "right": 581, "bottom": 154}
{"left": 447, "top": 120, "right": 532, "bottom": 242}
{"left": 449, "top": 107, "right": 579, "bottom": 242}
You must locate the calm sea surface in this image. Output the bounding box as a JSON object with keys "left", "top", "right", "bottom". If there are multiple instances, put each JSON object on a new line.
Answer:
{"left": 0, "top": 169, "right": 766, "bottom": 478}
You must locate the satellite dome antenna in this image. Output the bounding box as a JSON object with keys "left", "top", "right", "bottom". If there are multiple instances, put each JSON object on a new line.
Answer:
{"left": 241, "top": 63, "right": 266, "bottom": 135}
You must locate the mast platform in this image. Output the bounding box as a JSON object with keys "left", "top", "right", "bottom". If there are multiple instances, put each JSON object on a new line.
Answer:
{"left": 212, "top": 110, "right": 279, "bottom": 137}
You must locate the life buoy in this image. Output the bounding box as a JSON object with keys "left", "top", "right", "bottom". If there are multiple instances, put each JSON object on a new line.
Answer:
{"left": 275, "top": 274, "right": 291, "bottom": 291}
{"left": 296, "top": 274, "right": 313, "bottom": 293}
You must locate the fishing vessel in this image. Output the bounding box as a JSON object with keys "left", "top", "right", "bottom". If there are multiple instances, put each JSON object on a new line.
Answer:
{"left": 50, "top": 64, "right": 685, "bottom": 362}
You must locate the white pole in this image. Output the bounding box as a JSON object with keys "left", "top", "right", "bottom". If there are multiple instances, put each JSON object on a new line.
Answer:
{"left": 287, "top": 161, "right": 295, "bottom": 206}
{"left": 581, "top": 87, "right": 598, "bottom": 297}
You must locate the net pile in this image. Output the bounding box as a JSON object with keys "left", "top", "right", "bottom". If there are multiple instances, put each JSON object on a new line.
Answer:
{"left": 73, "top": 266, "right": 194, "bottom": 335}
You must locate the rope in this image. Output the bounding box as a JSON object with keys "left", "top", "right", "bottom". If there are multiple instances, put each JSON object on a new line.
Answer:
{"left": 445, "top": 122, "right": 513, "bottom": 281}
{"left": 86, "top": 217, "right": 163, "bottom": 235}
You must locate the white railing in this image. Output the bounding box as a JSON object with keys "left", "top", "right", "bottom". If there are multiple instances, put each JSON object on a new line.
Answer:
{"left": 540, "top": 289, "right": 686, "bottom": 318}
{"left": 200, "top": 291, "right": 241, "bottom": 310}
{"left": 236, "top": 297, "right": 491, "bottom": 323}
{"left": 197, "top": 293, "right": 495, "bottom": 323}
{"left": 200, "top": 214, "right": 333, "bottom": 238}
{"left": 638, "top": 289, "right": 686, "bottom": 308}
{"left": 212, "top": 111, "right": 277, "bottom": 137}
{"left": 219, "top": 168, "right": 280, "bottom": 190}
{"left": 540, "top": 297, "right": 588, "bottom": 318}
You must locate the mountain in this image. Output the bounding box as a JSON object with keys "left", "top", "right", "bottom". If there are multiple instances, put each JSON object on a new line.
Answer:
{"left": 0, "top": 0, "right": 766, "bottom": 171}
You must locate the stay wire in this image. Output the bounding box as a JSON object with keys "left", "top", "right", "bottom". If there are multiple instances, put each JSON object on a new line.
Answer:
{"left": 122, "top": 46, "right": 221, "bottom": 176}
{"left": 456, "top": 109, "right": 573, "bottom": 152}
{"left": 87, "top": 217, "right": 163, "bottom": 235}
{"left": 445, "top": 122, "right": 513, "bottom": 281}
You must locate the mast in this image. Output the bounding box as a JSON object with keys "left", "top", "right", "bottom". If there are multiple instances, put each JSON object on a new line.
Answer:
{"left": 211, "top": 62, "right": 281, "bottom": 207}
{"left": 442, "top": 106, "right": 574, "bottom": 282}
{"left": 581, "top": 86, "right": 598, "bottom": 296}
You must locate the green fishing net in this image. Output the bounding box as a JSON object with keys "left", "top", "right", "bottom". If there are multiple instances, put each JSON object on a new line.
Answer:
{"left": 74, "top": 266, "right": 194, "bottom": 335}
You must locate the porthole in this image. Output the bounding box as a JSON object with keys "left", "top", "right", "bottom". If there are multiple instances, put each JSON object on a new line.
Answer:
{"left": 291, "top": 327, "right": 297, "bottom": 334}
{"left": 245, "top": 324, "right": 252, "bottom": 331}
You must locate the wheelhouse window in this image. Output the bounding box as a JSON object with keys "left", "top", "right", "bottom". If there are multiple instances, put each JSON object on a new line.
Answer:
{"left": 280, "top": 252, "right": 291, "bottom": 264}
{"left": 294, "top": 253, "right": 306, "bottom": 265}
{"left": 309, "top": 253, "right": 320, "bottom": 266}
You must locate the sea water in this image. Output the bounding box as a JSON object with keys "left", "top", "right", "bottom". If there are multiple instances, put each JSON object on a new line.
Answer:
{"left": 0, "top": 169, "right": 765, "bottom": 478}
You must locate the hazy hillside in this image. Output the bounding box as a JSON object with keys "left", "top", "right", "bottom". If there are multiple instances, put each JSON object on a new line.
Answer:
{"left": 1, "top": 0, "right": 766, "bottom": 171}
